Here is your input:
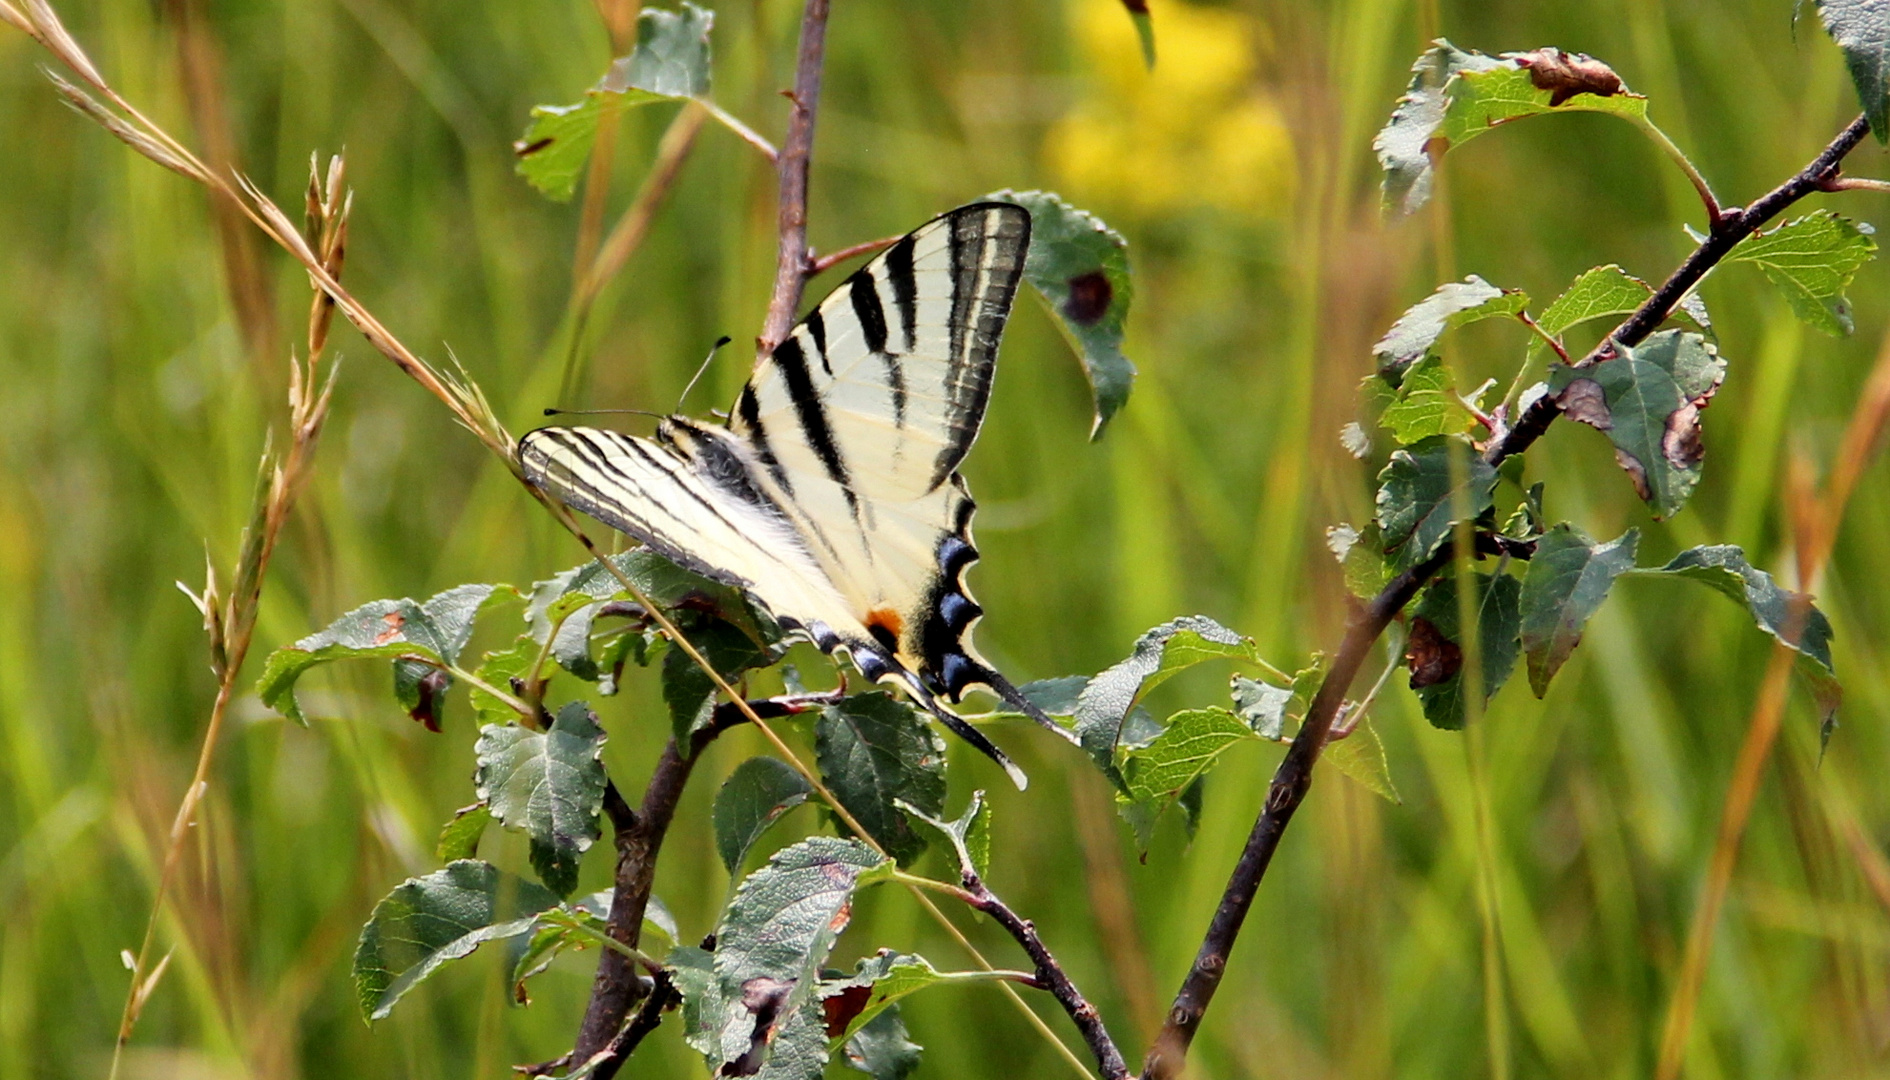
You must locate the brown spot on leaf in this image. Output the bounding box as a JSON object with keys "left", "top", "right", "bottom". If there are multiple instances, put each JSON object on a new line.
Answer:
{"left": 1406, "top": 617, "right": 1462, "bottom": 689}
{"left": 827, "top": 899, "right": 854, "bottom": 935}
{"left": 1062, "top": 271, "right": 1113, "bottom": 326}
{"left": 513, "top": 137, "right": 554, "bottom": 157}
{"left": 1510, "top": 47, "right": 1624, "bottom": 107}
{"left": 726, "top": 977, "right": 795, "bottom": 1077}
{"left": 1613, "top": 448, "right": 1653, "bottom": 502}
{"left": 1558, "top": 378, "right": 1612, "bottom": 430}
{"left": 409, "top": 668, "right": 450, "bottom": 733}
{"left": 1662, "top": 401, "right": 1705, "bottom": 469}
{"left": 822, "top": 983, "right": 873, "bottom": 1037}
{"left": 373, "top": 611, "right": 405, "bottom": 646}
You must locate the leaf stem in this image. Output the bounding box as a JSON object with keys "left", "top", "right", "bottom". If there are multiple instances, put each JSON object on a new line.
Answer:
{"left": 1629, "top": 114, "right": 1723, "bottom": 223}
{"left": 700, "top": 98, "right": 778, "bottom": 161}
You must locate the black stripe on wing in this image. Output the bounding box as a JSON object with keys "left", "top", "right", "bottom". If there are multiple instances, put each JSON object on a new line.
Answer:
{"left": 930, "top": 204, "right": 1030, "bottom": 490}
{"left": 847, "top": 269, "right": 906, "bottom": 427}
{"left": 771, "top": 335, "right": 857, "bottom": 513}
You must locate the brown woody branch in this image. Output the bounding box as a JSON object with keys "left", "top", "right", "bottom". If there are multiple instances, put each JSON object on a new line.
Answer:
{"left": 1142, "top": 112, "right": 1876, "bottom": 1080}
{"left": 757, "top": 0, "right": 829, "bottom": 355}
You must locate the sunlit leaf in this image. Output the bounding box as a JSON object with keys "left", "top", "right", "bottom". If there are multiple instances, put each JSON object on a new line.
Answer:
{"left": 1725, "top": 210, "right": 1877, "bottom": 336}
{"left": 1377, "top": 41, "right": 1646, "bottom": 216}
{"left": 897, "top": 792, "right": 992, "bottom": 881}
{"left": 1537, "top": 264, "right": 1652, "bottom": 339}
{"left": 1380, "top": 353, "right": 1481, "bottom": 442}
{"left": 514, "top": 3, "right": 715, "bottom": 200}
{"left": 1372, "top": 276, "right": 1528, "bottom": 382}
{"left": 434, "top": 803, "right": 491, "bottom": 863}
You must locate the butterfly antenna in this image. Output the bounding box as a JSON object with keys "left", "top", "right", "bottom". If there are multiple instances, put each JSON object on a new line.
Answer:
{"left": 542, "top": 407, "right": 667, "bottom": 420}
{"left": 676, "top": 335, "right": 733, "bottom": 412}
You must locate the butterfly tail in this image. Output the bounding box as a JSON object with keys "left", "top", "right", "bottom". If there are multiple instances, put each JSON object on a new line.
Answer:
{"left": 892, "top": 667, "right": 1030, "bottom": 791}
{"left": 970, "top": 666, "right": 1083, "bottom": 748}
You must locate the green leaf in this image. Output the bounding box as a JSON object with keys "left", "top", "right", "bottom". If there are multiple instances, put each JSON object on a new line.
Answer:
{"left": 1408, "top": 572, "right": 1523, "bottom": 729}
{"left": 435, "top": 803, "right": 491, "bottom": 863}
{"left": 1376, "top": 42, "right": 1646, "bottom": 217}
{"left": 514, "top": 3, "right": 715, "bottom": 200}
{"left": 1375, "top": 436, "right": 1498, "bottom": 571}
{"left": 987, "top": 189, "right": 1136, "bottom": 437}
{"left": 1324, "top": 721, "right": 1401, "bottom": 803}
{"left": 1816, "top": 0, "right": 1890, "bottom": 141}
{"left": 1372, "top": 276, "right": 1528, "bottom": 382}
{"left": 1327, "top": 522, "right": 1391, "bottom": 599}
{"left": 1537, "top": 264, "right": 1653, "bottom": 339}
{"left": 702, "top": 839, "right": 893, "bottom": 1073}
{"left": 1380, "top": 353, "right": 1483, "bottom": 442}
{"left": 1073, "top": 615, "right": 1267, "bottom": 785}
{"left": 1550, "top": 329, "right": 1726, "bottom": 518}
{"left": 820, "top": 950, "right": 1016, "bottom": 1049}
{"left": 527, "top": 549, "right": 771, "bottom": 683}
{"left": 897, "top": 791, "right": 992, "bottom": 881}
{"left": 1016, "top": 676, "right": 1090, "bottom": 716}
{"left": 1120, "top": 708, "right": 1256, "bottom": 809}
{"left": 474, "top": 703, "right": 608, "bottom": 898}
{"left": 1636, "top": 545, "right": 1841, "bottom": 728}
{"left": 1725, "top": 210, "right": 1878, "bottom": 336}
{"left": 1520, "top": 525, "right": 1640, "bottom": 695}
{"left": 353, "top": 860, "right": 559, "bottom": 1021}
{"left": 1230, "top": 675, "right": 1293, "bottom": 740}
{"left": 470, "top": 635, "right": 538, "bottom": 727}
{"left": 815, "top": 694, "right": 947, "bottom": 866}
{"left": 713, "top": 756, "right": 814, "bottom": 874}
{"left": 257, "top": 583, "right": 513, "bottom": 726}
{"left": 840, "top": 1007, "right": 923, "bottom": 1080}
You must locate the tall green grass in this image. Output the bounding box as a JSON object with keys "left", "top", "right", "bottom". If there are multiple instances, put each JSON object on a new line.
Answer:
{"left": 3, "top": 0, "right": 1889, "bottom": 1076}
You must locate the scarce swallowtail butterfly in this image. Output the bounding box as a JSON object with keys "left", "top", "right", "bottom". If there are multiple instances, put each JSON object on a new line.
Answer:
{"left": 519, "top": 202, "right": 1076, "bottom": 787}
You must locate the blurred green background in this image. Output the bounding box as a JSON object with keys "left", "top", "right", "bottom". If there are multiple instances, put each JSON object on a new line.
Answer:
{"left": 5, "top": 0, "right": 1890, "bottom": 1076}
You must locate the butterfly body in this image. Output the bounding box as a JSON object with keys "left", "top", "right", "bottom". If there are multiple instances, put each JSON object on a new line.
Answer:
{"left": 520, "top": 203, "right": 1071, "bottom": 784}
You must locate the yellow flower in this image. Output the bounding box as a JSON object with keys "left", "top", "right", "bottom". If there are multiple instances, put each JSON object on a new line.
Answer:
{"left": 1046, "top": 1, "right": 1296, "bottom": 221}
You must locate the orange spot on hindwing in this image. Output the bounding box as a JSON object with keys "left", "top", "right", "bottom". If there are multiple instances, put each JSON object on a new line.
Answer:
{"left": 864, "top": 608, "right": 904, "bottom": 653}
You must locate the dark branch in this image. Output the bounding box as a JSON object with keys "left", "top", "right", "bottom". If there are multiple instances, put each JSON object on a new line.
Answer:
{"left": 1141, "top": 113, "right": 1875, "bottom": 1080}
{"left": 960, "top": 871, "right": 1131, "bottom": 1080}
{"left": 757, "top": 0, "right": 830, "bottom": 354}
{"left": 567, "top": 690, "right": 843, "bottom": 1071}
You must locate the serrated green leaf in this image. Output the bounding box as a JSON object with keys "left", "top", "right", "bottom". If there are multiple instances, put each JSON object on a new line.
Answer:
{"left": 1408, "top": 572, "right": 1523, "bottom": 729}
{"left": 1328, "top": 521, "right": 1391, "bottom": 599}
{"left": 470, "top": 635, "right": 539, "bottom": 727}
{"left": 714, "top": 756, "right": 814, "bottom": 874}
{"left": 1549, "top": 329, "right": 1726, "bottom": 518}
{"left": 435, "top": 803, "right": 491, "bottom": 863}
{"left": 1816, "top": 0, "right": 1890, "bottom": 141}
{"left": 527, "top": 549, "right": 772, "bottom": 683}
{"left": 1120, "top": 708, "right": 1256, "bottom": 808}
{"left": 1537, "top": 264, "right": 1653, "bottom": 338}
{"left": 353, "top": 860, "right": 559, "bottom": 1021}
{"left": 474, "top": 703, "right": 608, "bottom": 897}
{"left": 1635, "top": 545, "right": 1841, "bottom": 727}
{"left": 258, "top": 583, "right": 514, "bottom": 725}
{"left": 1072, "top": 615, "right": 1266, "bottom": 786}
{"left": 1520, "top": 525, "right": 1639, "bottom": 695}
{"left": 1375, "top": 437, "right": 1498, "bottom": 571}
{"left": 705, "top": 839, "right": 892, "bottom": 1072}
{"left": 1325, "top": 720, "right": 1401, "bottom": 803}
{"left": 815, "top": 694, "right": 946, "bottom": 866}
{"left": 1725, "top": 210, "right": 1878, "bottom": 335}
{"left": 988, "top": 189, "right": 1135, "bottom": 437}
{"left": 1377, "top": 42, "right": 1645, "bottom": 216}
{"left": 896, "top": 791, "right": 991, "bottom": 881}
{"left": 1372, "top": 276, "right": 1528, "bottom": 381}
{"left": 514, "top": 3, "right": 714, "bottom": 200}
{"left": 1380, "top": 353, "right": 1480, "bottom": 442}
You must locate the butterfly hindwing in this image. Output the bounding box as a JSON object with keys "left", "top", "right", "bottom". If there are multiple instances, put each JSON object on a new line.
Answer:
{"left": 521, "top": 202, "right": 1071, "bottom": 788}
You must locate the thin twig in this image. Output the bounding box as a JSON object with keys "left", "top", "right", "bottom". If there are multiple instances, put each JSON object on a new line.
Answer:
{"left": 952, "top": 869, "right": 1131, "bottom": 1080}
{"left": 1141, "top": 113, "right": 1877, "bottom": 1080}
{"left": 756, "top": 0, "right": 829, "bottom": 355}
{"left": 808, "top": 234, "right": 900, "bottom": 276}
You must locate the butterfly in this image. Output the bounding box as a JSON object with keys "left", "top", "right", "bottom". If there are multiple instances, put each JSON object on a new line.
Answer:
{"left": 519, "top": 202, "right": 1076, "bottom": 786}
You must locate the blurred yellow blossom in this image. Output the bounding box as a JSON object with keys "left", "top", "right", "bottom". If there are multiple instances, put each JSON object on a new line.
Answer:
{"left": 1047, "top": 1, "right": 1296, "bottom": 221}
